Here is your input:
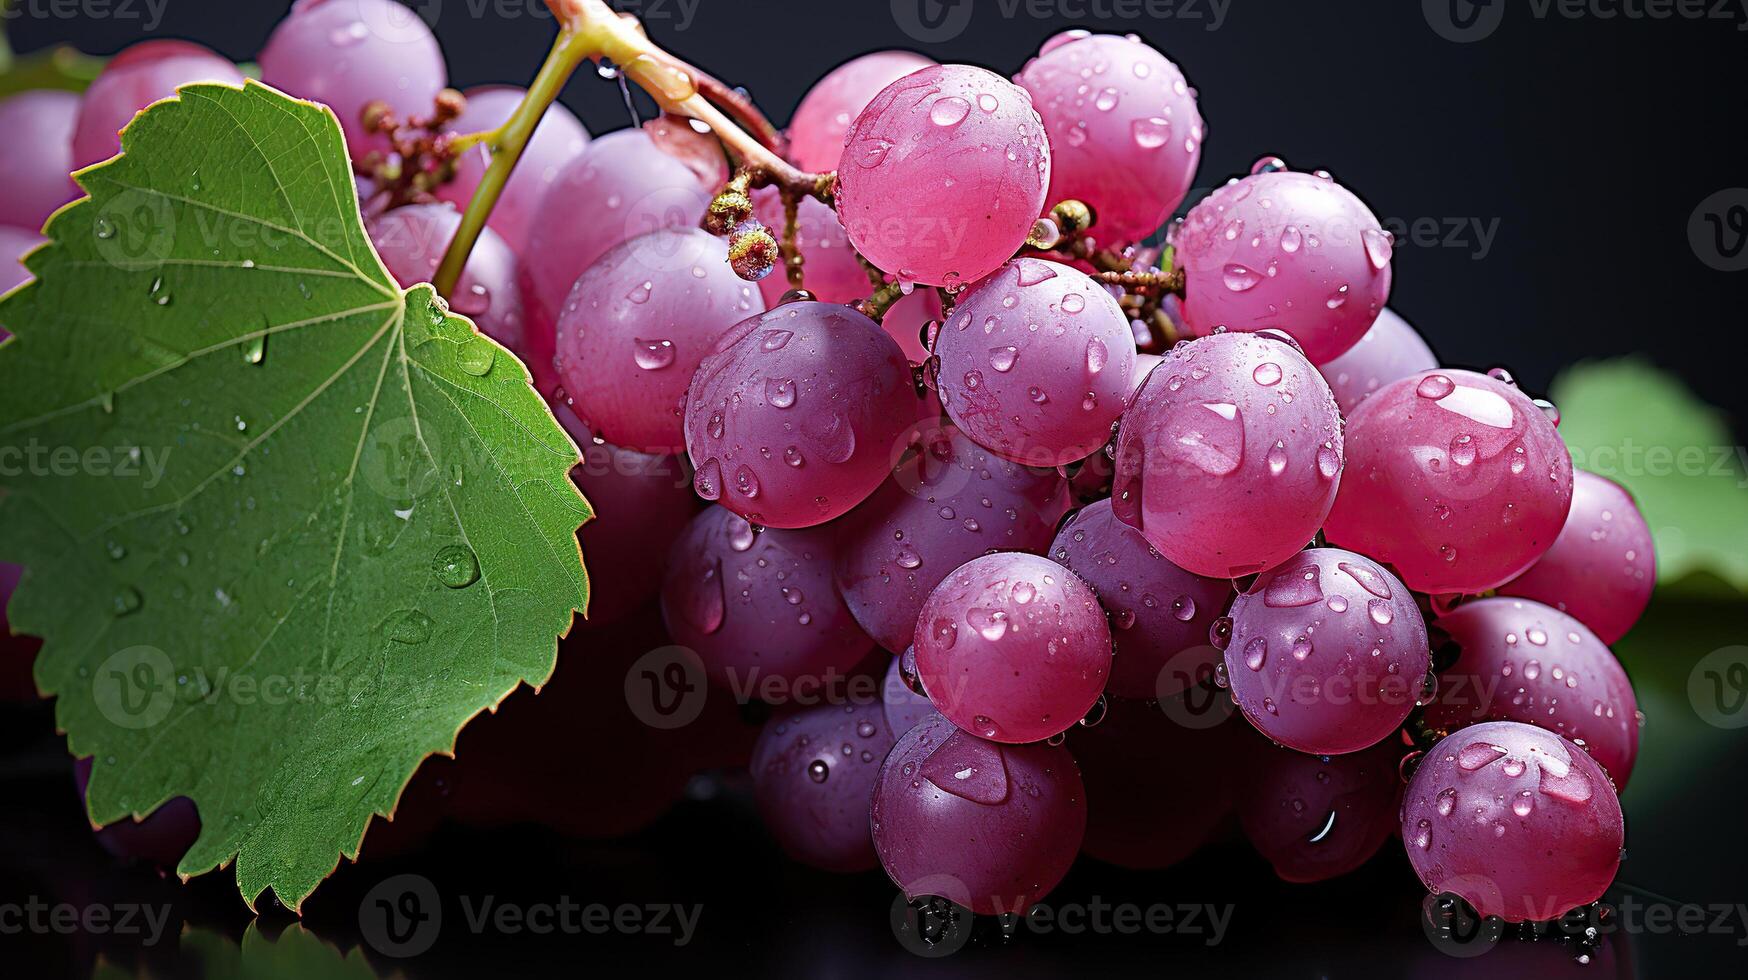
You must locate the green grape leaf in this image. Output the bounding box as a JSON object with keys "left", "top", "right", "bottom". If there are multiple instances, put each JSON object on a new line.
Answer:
{"left": 0, "top": 81, "right": 590, "bottom": 910}
{"left": 1551, "top": 357, "right": 1748, "bottom": 593}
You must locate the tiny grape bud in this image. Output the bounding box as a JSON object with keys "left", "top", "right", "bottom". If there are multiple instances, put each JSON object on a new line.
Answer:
{"left": 1050, "top": 199, "right": 1095, "bottom": 237}
{"left": 706, "top": 189, "right": 754, "bottom": 235}
{"left": 433, "top": 88, "right": 466, "bottom": 123}
{"left": 729, "top": 222, "right": 779, "bottom": 281}
{"left": 361, "top": 100, "right": 394, "bottom": 134}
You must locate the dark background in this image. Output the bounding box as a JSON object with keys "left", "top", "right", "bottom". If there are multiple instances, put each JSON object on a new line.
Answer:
{"left": 5, "top": 1, "right": 1748, "bottom": 978}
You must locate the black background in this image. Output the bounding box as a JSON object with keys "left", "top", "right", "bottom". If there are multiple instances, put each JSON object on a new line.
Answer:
{"left": 5, "top": 2, "right": 1748, "bottom": 978}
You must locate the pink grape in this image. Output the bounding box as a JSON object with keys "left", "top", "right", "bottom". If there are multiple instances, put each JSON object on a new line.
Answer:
{"left": 934, "top": 258, "right": 1136, "bottom": 465}
{"left": 1237, "top": 737, "right": 1402, "bottom": 883}
{"left": 555, "top": 227, "right": 763, "bottom": 454}
{"left": 836, "top": 64, "right": 1050, "bottom": 288}
{"left": 882, "top": 651, "right": 939, "bottom": 737}
{"left": 871, "top": 712, "right": 1085, "bottom": 914}
{"left": 367, "top": 203, "right": 524, "bottom": 349}
{"left": 259, "top": 0, "right": 447, "bottom": 158}
{"left": 1425, "top": 597, "right": 1638, "bottom": 790}
{"left": 73, "top": 758, "right": 199, "bottom": 868}
{"left": 1049, "top": 498, "right": 1233, "bottom": 700}
{"left": 1222, "top": 548, "right": 1428, "bottom": 755}
{"left": 660, "top": 506, "right": 872, "bottom": 690}
{"left": 913, "top": 551, "right": 1111, "bottom": 743}
{"left": 1402, "top": 720, "right": 1623, "bottom": 923}
{"left": 552, "top": 403, "right": 698, "bottom": 624}
{"left": 1325, "top": 369, "right": 1574, "bottom": 594}
{"left": 684, "top": 301, "right": 920, "bottom": 528}
{"left": 522, "top": 125, "right": 724, "bottom": 327}
{"left": 786, "top": 49, "right": 934, "bottom": 172}
{"left": 1497, "top": 471, "right": 1655, "bottom": 644}
{"left": 1317, "top": 307, "right": 1439, "bottom": 415}
{"left": 72, "top": 41, "right": 246, "bottom": 168}
{"left": 751, "top": 699, "right": 897, "bottom": 872}
{"left": 1, "top": 223, "right": 41, "bottom": 295}
{"left": 834, "top": 424, "right": 1069, "bottom": 652}
{"left": 0, "top": 91, "right": 80, "bottom": 229}
{"left": 1015, "top": 33, "right": 1203, "bottom": 246}
{"left": 1131, "top": 352, "right": 1162, "bottom": 395}
{"left": 1111, "top": 331, "right": 1344, "bottom": 578}
{"left": 1174, "top": 167, "right": 1392, "bottom": 364}
{"left": 436, "top": 85, "right": 590, "bottom": 254}
{"left": 1075, "top": 694, "right": 1237, "bottom": 869}
{"left": 751, "top": 190, "right": 939, "bottom": 362}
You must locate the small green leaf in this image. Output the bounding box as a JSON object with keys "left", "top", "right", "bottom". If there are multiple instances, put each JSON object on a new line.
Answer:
{"left": 1552, "top": 357, "right": 1748, "bottom": 593}
{"left": 0, "top": 81, "right": 589, "bottom": 910}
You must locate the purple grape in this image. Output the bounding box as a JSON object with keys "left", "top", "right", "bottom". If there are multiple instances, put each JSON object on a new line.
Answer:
{"left": 751, "top": 699, "right": 896, "bottom": 872}
{"left": 1049, "top": 498, "right": 1233, "bottom": 700}
{"left": 871, "top": 713, "right": 1085, "bottom": 914}
{"left": 1402, "top": 721, "right": 1623, "bottom": 923}
{"left": 73, "top": 41, "right": 246, "bottom": 168}
{"left": 1324, "top": 369, "right": 1574, "bottom": 595}
{"left": 1111, "top": 331, "right": 1344, "bottom": 578}
{"left": 1173, "top": 166, "right": 1392, "bottom": 364}
{"left": 0, "top": 91, "right": 80, "bottom": 230}
{"left": 553, "top": 402, "right": 698, "bottom": 624}
{"left": 1236, "top": 736, "right": 1401, "bottom": 883}
{"left": 1425, "top": 598, "right": 1638, "bottom": 790}
{"left": 523, "top": 126, "right": 724, "bottom": 329}
{"left": 1075, "top": 695, "right": 1236, "bottom": 870}
{"left": 1, "top": 224, "right": 42, "bottom": 311}
{"left": 1316, "top": 307, "right": 1438, "bottom": 415}
{"left": 833, "top": 424, "right": 1069, "bottom": 653}
{"left": 1014, "top": 32, "right": 1203, "bottom": 246}
{"left": 259, "top": 0, "right": 447, "bottom": 158}
{"left": 684, "top": 301, "right": 921, "bottom": 528}
{"left": 436, "top": 85, "right": 590, "bottom": 254}
{"left": 786, "top": 50, "right": 934, "bottom": 173}
{"left": 913, "top": 552, "right": 1111, "bottom": 744}
{"left": 1497, "top": 471, "right": 1655, "bottom": 644}
{"left": 1222, "top": 548, "right": 1429, "bottom": 755}
{"left": 367, "top": 203, "right": 524, "bottom": 349}
{"left": 660, "top": 506, "right": 872, "bottom": 691}
{"left": 73, "top": 758, "right": 199, "bottom": 867}
{"left": 882, "top": 650, "right": 938, "bottom": 738}
{"left": 933, "top": 258, "right": 1137, "bottom": 465}
{"left": 555, "top": 227, "right": 763, "bottom": 454}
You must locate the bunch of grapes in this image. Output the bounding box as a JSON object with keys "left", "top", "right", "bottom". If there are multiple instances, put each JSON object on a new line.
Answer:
{"left": 1, "top": 6, "right": 1657, "bottom": 942}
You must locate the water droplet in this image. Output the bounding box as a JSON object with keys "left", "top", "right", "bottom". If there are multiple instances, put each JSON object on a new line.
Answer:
{"left": 1252, "top": 362, "right": 1282, "bottom": 386}
{"left": 733, "top": 464, "right": 762, "bottom": 499}
{"left": 783, "top": 446, "right": 805, "bottom": 468}
{"left": 1061, "top": 293, "right": 1086, "bottom": 315}
{"left": 1456, "top": 742, "right": 1505, "bottom": 771}
{"left": 458, "top": 338, "right": 495, "bottom": 376}
{"left": 432, "top": 544, "right": 480, "bottom": 588}
{"left": 967, "top": 607, "right": 1009, "bottom": 641}
{"left": 929, "top": 96, "right": 972, "bottom": 127}
{"left": 633, "top": 338, "right": 675, "bottom": 370}
{"left": 988, "top": 346, "right": 1019, "bottom": 372}
{"left": 694, "top": 457, "right": 723, "bottom": 500}
{"left": 1363, "top": 227, "right": 1394, "bottom": 270}
{"left": 383, "top": 609, "right": 434, "bottom": 645}
{"left": 1416, "top": 374, "right": 1456, "bottom": 400}
{"left": 760, "top": 329, "right": 794, "bottom": 351}
{"left": 242, "top": 334, "right": 267, "bottom": 365}
{"left": 765, "top": 377, "right": 797, "bottom": 407}
{"left": 111, "top": 586, "right": 143, "bottom": 617}
{"left": 1243, "top": 636, "right": 1267, "bottom": 670}
{"left": 1131, "top": 116, "right": 1172, "bottom": 149}
{"left": 806, "top": 760, "right": 830, "bottom": 783}
{"left": 895, "top": 546, "right": 922, "bottom": 570}
{"left": 1222, "top": 264, "right": 1262, "bottom": 292}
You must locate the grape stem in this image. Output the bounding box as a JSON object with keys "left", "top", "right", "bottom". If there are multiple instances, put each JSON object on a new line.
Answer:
{"left": 435, "top": 0, "right": 815, "bottom": 296}
{"left": 1095, "top": 268, "right": 1185, "bottom": 295}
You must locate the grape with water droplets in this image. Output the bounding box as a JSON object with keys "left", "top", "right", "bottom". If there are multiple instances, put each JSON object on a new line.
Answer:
{"left": 1236, "top": 736, "right": 1401, "bottom": 883}
{"left": 786, "top": 50, "right": 934, "bottom": 172}
{"left": 0, "top": 91, "right": 80, "bottom": 230}
{"left": 913, "top": 551, "right": 1111, "bottom": 743}
{"left": 660, "top": 506, "right": 872, "bottom": 689}
{"left": 752, "top": 700, "right": 896, "bottom": 872}
{"left": 1325, "top": 369, "right": 1574, "bottom": 594}
{"left": 1401, "top": 720, "right": 1623, "bottom": 923}
{"left": 1497, "top": 471, "right": 1655, "bottom": 644}
{"left": 834, "top": 424, "right": 1069, "bottom": 653}
{"left": 1049, "top": 498, "right": 1232, "bottom": 700}
{"left": 74, "top": 41, "right": 246, "bottom": 168}
{"left": 436, "top": 85, "right": 590, "bottom": 254}
{"left": 1173, "top": 166, "right": 1392, "bottom": 364}
{"left": 684, "top": 301, "right": 920, "bottom": 528}
{"left": 836, "top": 64, "right": 1050, "bottom": 288}
{"left": 1222, "top": 548, "right": 1428, "bottom": 755}
{"left": 871, "top": 712, "right": 1085, "bottom": 914}
{"left": 1015, "top": 32, "right": 1203, "bottom": 246}
{"left": 368, "top": 203, "right": 525, "bottom": 348}
{"left": 1112, "top": 331, "right": 1344, "bottom": 578}
{"left": 556, "top": 227, "right": 763, "bottom": 453}
{"left": 933, "top": 258, "right": 1136, "bottom": 466}
{"left": 1316, "top": 307, "right": 1438, "bottom": 415}
{"left": 259, "top": 0, "right": 447, "bottom": 159}
{"left": 1426, "top": 597, "right": 1638, "bottom": 790}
